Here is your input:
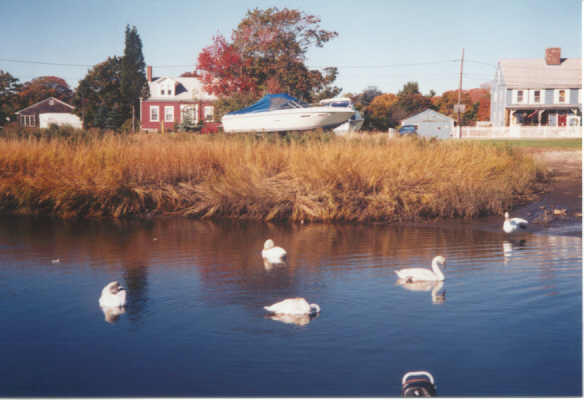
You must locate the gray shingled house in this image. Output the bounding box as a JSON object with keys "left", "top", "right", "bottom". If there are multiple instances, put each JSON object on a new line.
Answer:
{"left": 490, "top": 48, "right": 581, "bottom": 127}
{"left": 400, "top": 109, "right": 454, "bottom": 139}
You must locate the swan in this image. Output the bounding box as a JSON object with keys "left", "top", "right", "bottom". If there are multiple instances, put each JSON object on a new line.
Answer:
{"left": 99, "top": 281, "right": 127, "bottom": 308}
{"left": 261, "top": 239, "right": 287, "bottom": 264}
{"left": 264, "top": 297, "right": 320, "bottom": 315}
{"left": 267, "top": 313, "right": 314, "bottom": 326}
{"left": 395, "top": 256, "right": 446, "bottom": 282}
{"left": 503, "top": 212, "right": 528, "bottom": 234}
{"left": 100, "top": 306, "right": 125, "bottom": 324}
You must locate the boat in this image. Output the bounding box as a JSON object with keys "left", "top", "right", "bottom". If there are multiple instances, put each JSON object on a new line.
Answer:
{"left": 319, "top": 97, "right": 364, "bottom": 135}
{"left": 221, "top": 94, "right": 355, "bottom": 133}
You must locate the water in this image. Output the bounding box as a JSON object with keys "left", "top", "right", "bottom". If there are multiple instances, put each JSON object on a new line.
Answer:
{"left": 0, "top": 217, "right": 581, "bottom": 396}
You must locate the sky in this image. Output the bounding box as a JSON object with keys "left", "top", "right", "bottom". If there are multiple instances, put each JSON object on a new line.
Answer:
{"left": 1, "top": 0, "right": 581, "bottom": 96}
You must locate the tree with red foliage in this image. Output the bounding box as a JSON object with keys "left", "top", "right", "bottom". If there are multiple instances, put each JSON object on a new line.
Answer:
{"left": 196, "top": 7, "right": 340, "bottom": 102}
{"left": 18, "top": 76, "right": 73, "bottom": 108}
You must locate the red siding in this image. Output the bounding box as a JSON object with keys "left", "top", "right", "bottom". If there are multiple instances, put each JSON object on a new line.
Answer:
{"left": 140, "top": 100, "right": 218, "bottom": 132}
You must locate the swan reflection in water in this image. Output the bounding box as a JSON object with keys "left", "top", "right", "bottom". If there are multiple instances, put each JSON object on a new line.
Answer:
{"left": 266, "top": 313, "right": 319, "bottom": 326}
{"left": 263, "top": 258, "right": 288, "bottom": 270}
{"left": 100, "top": 306, "right": 126, "bottom": 324}
{"left": 503, "top": 239, "right": 527, "bottom": 265}
{"left": 397, "top": 280, "right": 446, "bottom": 304}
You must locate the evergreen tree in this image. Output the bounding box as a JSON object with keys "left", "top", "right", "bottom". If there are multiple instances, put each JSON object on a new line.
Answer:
{"left": 0, "top": 70, "right": 21, "bottom": 125}
{"left": 120, "top": 25, "right": 147, "bottom": 128}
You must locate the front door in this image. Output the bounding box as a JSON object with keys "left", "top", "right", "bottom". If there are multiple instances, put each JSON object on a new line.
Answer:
{"left": 558, "top": 114, "right": 567, "bottom": 126}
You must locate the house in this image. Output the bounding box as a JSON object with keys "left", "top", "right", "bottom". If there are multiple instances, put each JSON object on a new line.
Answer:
{"left": 491, "top": 48, "right": 581, "bottom": 127}
{"left": 140, "top": 66, "right": 219, "bottom": 133}
{"left": 400, "top": 109, "right": 454, "bottom": 139}
{"left": 15, "top": 97, "right": 82, "bottom": 129}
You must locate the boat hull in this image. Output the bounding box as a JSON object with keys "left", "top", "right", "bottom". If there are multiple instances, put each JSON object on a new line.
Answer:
{"left": 222, "top": 107, "right": 355, "bottom": 133}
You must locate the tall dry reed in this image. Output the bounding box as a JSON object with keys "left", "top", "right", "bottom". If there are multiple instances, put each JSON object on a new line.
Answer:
{"left": 0, "top": 132, "right": 545, "bottom": 221}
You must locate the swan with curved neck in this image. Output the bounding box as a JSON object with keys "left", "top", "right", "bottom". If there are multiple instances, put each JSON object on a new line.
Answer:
{"left": 395, "top": 256, "right": 446, "bottom": 282}
{"left": 264, "top": 297, "right": 320, "bottom": 315}
{"left": 261, "top": 239, "right": 287, "bottom": 264}
{"left": 503, "top": 212, "right": 528, "bottom": 234}
{"left": 99, "top": 281, "right": 127, "bottom": 308}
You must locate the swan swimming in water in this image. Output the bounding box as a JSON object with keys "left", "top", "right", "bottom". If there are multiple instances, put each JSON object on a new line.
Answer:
{"left": 100, "top": 306, "right": 125, "bottom": 324}
{"left": 99, "top": 281, "right": 127, "bottom": 308}
{"left": 264, "top": 297, "right": 320, "bottom": 315}
{"left": 395, "top": 256, "right": 446, "bottom": 282}
{"left": 261, "top": 239, "right": 287, "bottom": 264}
{"left": 503, "top": 212, "right": 528, "bottom": 234}
{"left": 267, "top": 313, "right": 315, "bottom": 326}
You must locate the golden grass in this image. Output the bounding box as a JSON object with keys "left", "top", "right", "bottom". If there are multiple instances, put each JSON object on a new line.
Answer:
{"left": 0, "top": 132, "right": 545, "bottom": 221}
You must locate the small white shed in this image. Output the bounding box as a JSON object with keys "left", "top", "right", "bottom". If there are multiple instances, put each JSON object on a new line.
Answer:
{"left": 401, "top": 109, "right": 454, "bottom": 139}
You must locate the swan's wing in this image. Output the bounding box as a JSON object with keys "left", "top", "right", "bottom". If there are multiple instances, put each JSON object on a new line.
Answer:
{"left": 395, "top": 268, "right": 437, "bottom": 281}
{"left": 511, "top": 218, "right": 528, "bottom": 228}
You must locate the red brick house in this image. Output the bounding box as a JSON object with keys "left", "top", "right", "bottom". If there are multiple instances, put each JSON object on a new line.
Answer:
{"left": 140, "top": 66, "right": 219, "bottom": 132}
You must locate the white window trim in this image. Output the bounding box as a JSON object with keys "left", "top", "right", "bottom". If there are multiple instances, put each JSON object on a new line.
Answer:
{"left": 150, "top": 105, "right": 159, "bottom": 122}
{"left": 164, "top": 106, "right": 174, "bottom": 122}
{"left": 529, "top": 89, "right": 543, "bottom": 105}
{"left": 554, "top": 89, "right": 570, "bottom": 104}
{"left": 204, "top": 105, "right": 214, "bottom": 121}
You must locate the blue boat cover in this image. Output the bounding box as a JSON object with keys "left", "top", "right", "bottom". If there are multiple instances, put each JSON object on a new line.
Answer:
{"left": 226, "top": 94, "right": 305, "bottom": 115}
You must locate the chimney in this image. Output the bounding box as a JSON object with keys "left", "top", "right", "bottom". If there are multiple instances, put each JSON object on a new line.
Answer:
{"left": 147, "top": 65, "right": 152, "bottom": 82}
{"left": 545, "top": 48, "right": 561, "bottom": 65}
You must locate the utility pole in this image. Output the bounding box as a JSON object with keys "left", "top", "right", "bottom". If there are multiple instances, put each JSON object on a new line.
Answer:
{"left": 132, "top": 105, "right": 135, "bottom": 133}
{"left": 456, "top": 48, "right": 465, "bottom": 139}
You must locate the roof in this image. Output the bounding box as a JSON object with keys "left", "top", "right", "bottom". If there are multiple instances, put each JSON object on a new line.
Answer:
{"left": 499, "top": 58, "right": 581, "bottom": 89}
{"left": 148, "top": 77, "right": 217, "bottom": 101}
{"left": 401, "top": 109, "right": 454, "bottom": 124}
{"left": 16, "top": 97, "right": 75, "bottom": 115}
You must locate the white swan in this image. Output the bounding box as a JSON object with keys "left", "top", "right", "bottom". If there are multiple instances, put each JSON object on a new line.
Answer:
{"left": 261, "top": 239, "right": 287, "bottom": 264}
{"left": 267, "top": 313, "right": 314, "bottom": 326}
{"left": 264, "top": 297, "right": 320, "bottom": 315}
{"left": 395, "top": 256, "right": 446, "bottom": 282}
{"left": 100, "top": 306, "right": 125, "bottom": 324}
{"left": 99, "top": 281, "right": 127, "bottom": 308}
{"left": 503, "top": 212, "right": 528, "bottom": 234}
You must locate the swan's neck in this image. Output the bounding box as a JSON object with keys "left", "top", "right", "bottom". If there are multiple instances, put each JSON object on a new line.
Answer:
{"left": 432, "top": 261, "right": 445, "bottom": 280}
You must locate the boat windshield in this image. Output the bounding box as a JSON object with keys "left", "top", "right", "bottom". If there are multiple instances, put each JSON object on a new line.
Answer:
{"left": 226, "top": 94, "right": 308, "bottom": 115}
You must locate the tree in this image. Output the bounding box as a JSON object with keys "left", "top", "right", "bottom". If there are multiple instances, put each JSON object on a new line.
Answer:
{"left": 432, "top": 90, "right": 475, "bottom": 125}
{"left": 73, "top": 57, "right": 124, "bottom": 129}
{"left": 393, "top": 81, "right": 434, "bottom": 121}
{"left": 18, "top": 76, "right": 73, "bottom": 108}
{"left": 120, "top": 25, "right": 147, "bottom": 128}
{"left": 0, "top": 70, "right": 22, "bottom": 125}
{"left": 367, "top": 93, "right": 399, "bottom": 130}
{"left": 197, "top": 7, "right": 339, "bottom": 102}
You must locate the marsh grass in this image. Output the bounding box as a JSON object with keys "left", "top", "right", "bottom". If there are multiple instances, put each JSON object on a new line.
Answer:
{"left": 0, "top": 132, "right": 545, "bottom": 221}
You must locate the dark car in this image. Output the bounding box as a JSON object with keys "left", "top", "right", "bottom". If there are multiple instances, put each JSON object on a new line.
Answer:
{"left": 398, "top": 124, "right": 418, "bottom": 136}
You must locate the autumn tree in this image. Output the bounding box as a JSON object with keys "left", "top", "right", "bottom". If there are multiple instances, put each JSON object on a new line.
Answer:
{"left": 432, "top": 90, "right": 475, "bottom": 125}
{"left": 73, "top": 57, "right": 124, "bottom": 129}
{"left": 367, "top": 93, "right": 399, "bottom": 131}
{"left": 0, "top": 70, "right": 22, "bottom": 125}
{"left": 393, "top": 81, "right": 434, "bottom": 121}
{"left": 120, "top": 25, "right": 147, "bottom": 127}
{"left": 197, "top": 7, "right": 340, "bottom": 103}
{"left": 18, "top": 76, "right": 73, "bottom": 108}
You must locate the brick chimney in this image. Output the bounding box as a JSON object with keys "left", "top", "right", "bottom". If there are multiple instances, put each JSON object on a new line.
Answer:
{"left": 545, "top": 48, "right": 561, "bottom": 65}
{"left": 147, "top": 65, "right": 152, "bottom": 82}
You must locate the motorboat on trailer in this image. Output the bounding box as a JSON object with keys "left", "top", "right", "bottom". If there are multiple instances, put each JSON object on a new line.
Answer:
{"left": 221, "top": 93, "right": 355, "bottom": 133}
{"left": 319, "top": 97, "right": 364, "bottom": 135}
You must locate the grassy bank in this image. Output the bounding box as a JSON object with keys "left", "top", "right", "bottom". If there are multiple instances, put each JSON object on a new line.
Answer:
{"left": 0, "top": 132, "right": 545, "bottom": 221}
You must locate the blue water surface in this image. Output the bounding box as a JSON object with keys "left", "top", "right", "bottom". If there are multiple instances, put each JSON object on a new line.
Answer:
{"left": 0, "top": 217, "right": 581, "bottom": 396}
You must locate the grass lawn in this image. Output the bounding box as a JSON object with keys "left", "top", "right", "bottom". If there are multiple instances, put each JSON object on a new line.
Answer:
{"left": 473, "top": 138, "right": 582, "bottom": 150}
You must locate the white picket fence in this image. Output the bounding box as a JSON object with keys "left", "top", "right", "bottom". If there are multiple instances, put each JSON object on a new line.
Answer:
{"left": 459, "top": 126, "right": 582, "bottom": 139}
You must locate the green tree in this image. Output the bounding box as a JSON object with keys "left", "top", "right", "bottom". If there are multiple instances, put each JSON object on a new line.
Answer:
{"left": 120, "top": 25, "right": 147, "bottom": 128}
{"left": 0, "top": 70, "right": 22, "bottom": 125}
{"left": 73, "top": 57, "right": 124, "bottom": 129}
{"left": 394, "top": 81, "right": 434, "bottom": 121}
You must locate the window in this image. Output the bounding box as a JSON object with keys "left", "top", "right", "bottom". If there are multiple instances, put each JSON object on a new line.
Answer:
{"left": 517, "top": 90, "right": 524, "bottom": 103}
{"left": 150, "top": 106, "right": 159, "bottom": 122}
{"left": 554, "top": 89, "right": 570, "bottom": 104}
{"left": 22, "top": 114, "right": 36, "bottom": 127}
{"left": 558, "top": 90, "right": 566, "bottom": 103}
{"left": 165, "top": 106, "right": 174, "bottom": 122}
{"left": 533, "top": 90, "right": 541, "bottom": 104}
{"left": 204, "top": 105, "right": 214, "bottom": 121}
{"left": 161, "top": 89, "right": 165, "bottom": 95}
{"left": 180, "top": 104, "right": 198, "bottom": 124}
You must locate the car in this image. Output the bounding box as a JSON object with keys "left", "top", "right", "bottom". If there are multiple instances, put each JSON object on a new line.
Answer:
{"left": 398, "top": 124, "right": 418, "bottom": 136}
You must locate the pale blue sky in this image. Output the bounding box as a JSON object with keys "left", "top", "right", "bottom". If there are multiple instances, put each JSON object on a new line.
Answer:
{"left": 1, "top": 0, "right": 581, "bottom": 95}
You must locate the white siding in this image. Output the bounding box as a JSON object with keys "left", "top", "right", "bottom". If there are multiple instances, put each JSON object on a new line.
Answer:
{"left": 39, "top": 113, "right": 82, "bottom": 129}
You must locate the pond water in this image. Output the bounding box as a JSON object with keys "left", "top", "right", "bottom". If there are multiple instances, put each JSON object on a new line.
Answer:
{"left": 0, "top": 217, "right": 581, "bottom": 397}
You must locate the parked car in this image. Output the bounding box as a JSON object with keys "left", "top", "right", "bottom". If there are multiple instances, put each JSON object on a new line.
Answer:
{"left": 398, "top": 124, "right": 418, "bottom": 136}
